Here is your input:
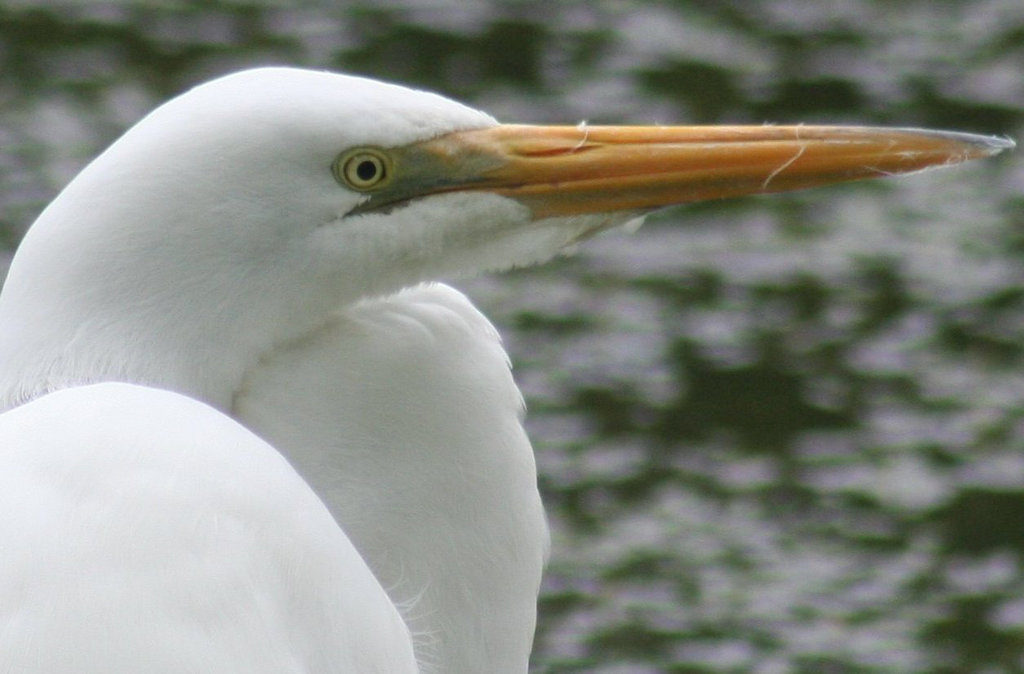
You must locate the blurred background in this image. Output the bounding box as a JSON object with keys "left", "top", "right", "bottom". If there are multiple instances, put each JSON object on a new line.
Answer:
{"left": 1, "top": 1, "right": 1022, "bottom": 672}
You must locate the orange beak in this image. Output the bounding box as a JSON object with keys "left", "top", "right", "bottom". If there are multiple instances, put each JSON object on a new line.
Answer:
{"left": 355, "top": 125, "right": 1013, "bottom": 218}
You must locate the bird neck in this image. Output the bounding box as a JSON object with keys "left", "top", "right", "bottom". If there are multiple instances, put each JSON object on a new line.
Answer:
{"left": 233, "top": 284, "right": 549, "bottom": 673}
{"left": 0, "top": 187, "right": 338, "bottom": 413}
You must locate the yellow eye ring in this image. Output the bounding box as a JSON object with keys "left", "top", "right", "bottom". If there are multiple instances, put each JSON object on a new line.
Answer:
{"left": 333, "top": 148, "right": 392, "bottom": 191}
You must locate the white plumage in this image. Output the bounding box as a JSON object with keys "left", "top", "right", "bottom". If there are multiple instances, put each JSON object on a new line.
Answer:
{"left": 0, "top": 67, "right": 1009, "bottom": 672}
{"left": 0, "top": 383, "right": 418, "bottom": 673}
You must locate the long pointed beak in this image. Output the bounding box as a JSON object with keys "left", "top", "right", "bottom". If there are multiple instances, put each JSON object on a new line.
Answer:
{"left": 357, "top": 125, "right": 1013, "bottom": 218}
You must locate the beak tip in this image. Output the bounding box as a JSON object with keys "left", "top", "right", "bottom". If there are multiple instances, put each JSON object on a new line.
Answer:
{"left": 984, "top": 134, "right": 1016, "bottom": 155}
{"left": 916, "top": 127, "right": 1016, "bottom": 157}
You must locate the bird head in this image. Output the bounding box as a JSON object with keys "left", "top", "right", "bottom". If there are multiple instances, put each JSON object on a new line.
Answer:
{"left": 0, "top": 67, "right": 1010, "bottom": 408}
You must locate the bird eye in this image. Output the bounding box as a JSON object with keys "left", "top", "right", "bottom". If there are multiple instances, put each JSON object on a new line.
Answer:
{"left": 333, "top": 148, "right": 392, "bottom": 191}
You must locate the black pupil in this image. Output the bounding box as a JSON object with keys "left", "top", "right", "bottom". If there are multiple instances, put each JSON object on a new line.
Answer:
{"left": 356, "top": 159, "right": 379, "bottom": 182}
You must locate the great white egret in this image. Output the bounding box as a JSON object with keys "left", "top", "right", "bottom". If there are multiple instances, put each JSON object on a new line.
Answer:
{"left": 0, "top": 68, "right": 1011, "bottom": 672}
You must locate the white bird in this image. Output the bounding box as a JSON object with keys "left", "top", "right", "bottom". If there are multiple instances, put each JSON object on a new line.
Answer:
{"left": 0, "top": 67, "right": 1011, "bottom": 673}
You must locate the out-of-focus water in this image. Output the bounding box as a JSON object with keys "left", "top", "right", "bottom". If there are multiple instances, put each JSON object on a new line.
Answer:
{"left": 1, "top": 2, "right": 1022, "bottom": 672}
